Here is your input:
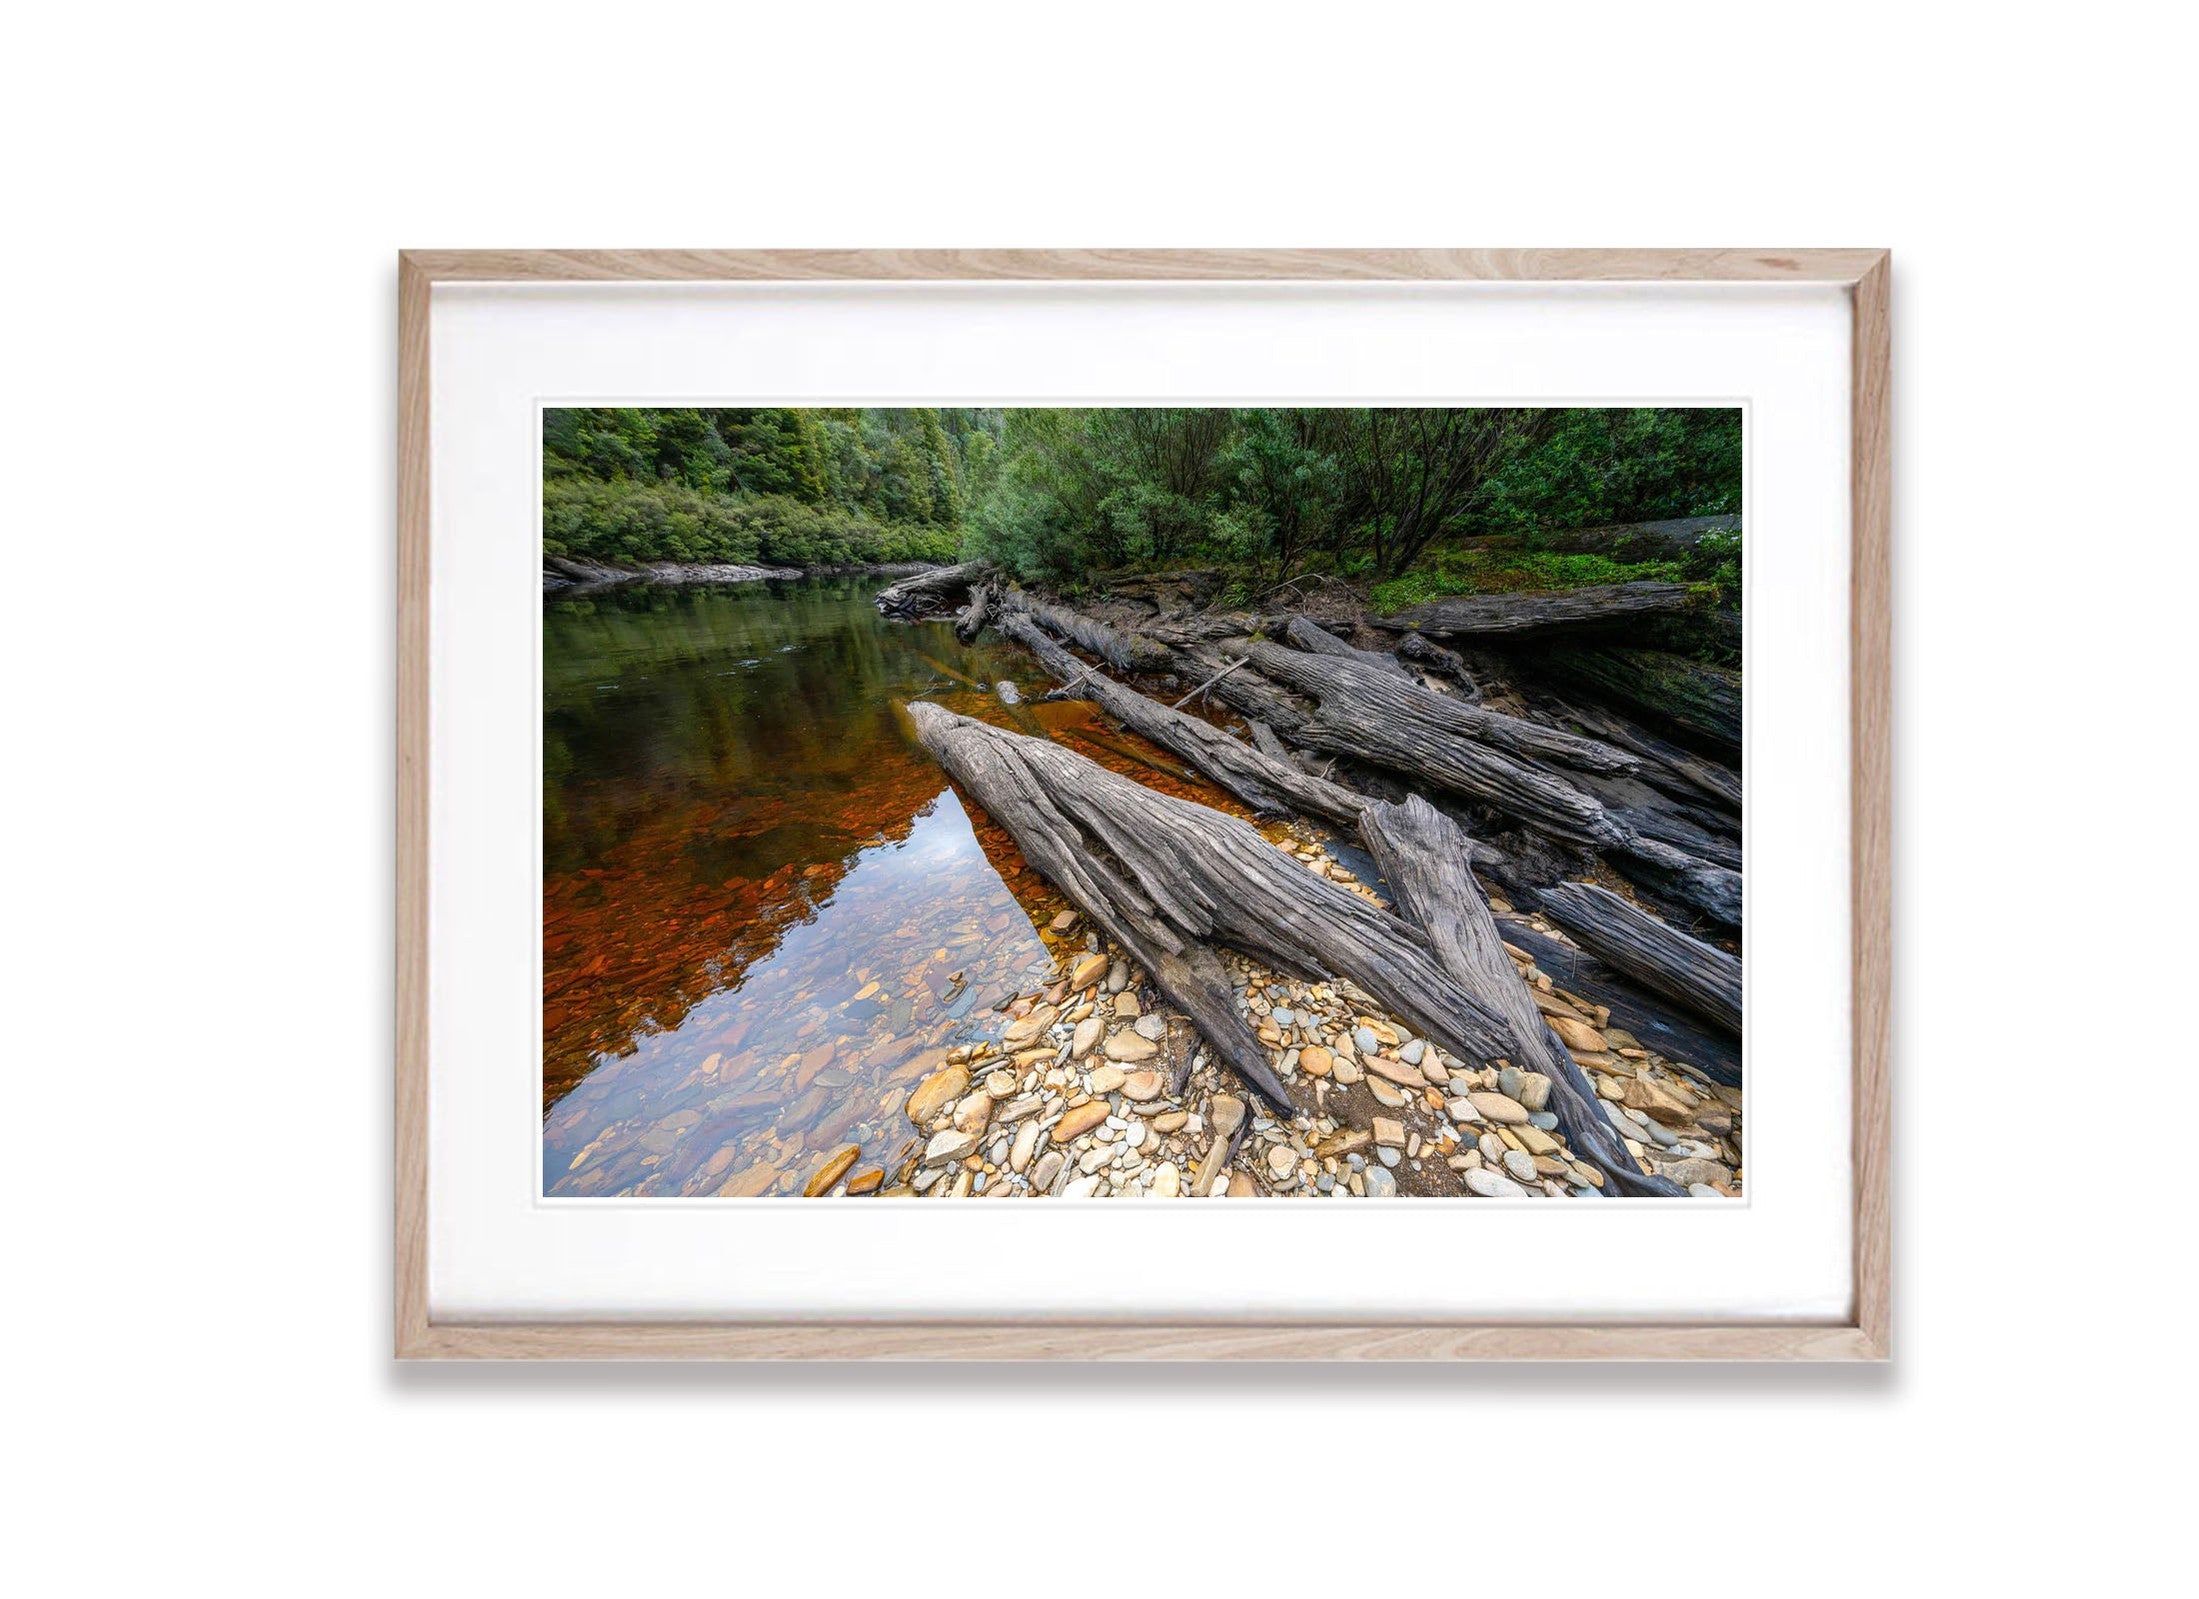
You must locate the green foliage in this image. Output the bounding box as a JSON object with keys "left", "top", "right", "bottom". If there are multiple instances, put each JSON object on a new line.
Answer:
{"left": 544, "top": 405, "right": 1742, "bottom": 592}
{"left": 543, "top": 476, "right": 957, "bottom": 568}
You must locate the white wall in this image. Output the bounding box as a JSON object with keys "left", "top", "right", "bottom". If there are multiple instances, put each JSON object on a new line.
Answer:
{"left": 8, "top": 3, "right": 2185, "bottom": 1593}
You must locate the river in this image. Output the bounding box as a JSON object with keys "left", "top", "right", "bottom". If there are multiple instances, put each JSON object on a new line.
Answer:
{"left": 540, "top": 575, "right": 1239, "bottom": 1197}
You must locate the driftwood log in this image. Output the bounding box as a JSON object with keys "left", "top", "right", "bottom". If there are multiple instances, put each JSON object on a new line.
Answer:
{"left": 994, "top": 608, "right": 1367, "bottom": 829}
{"left": 875, "top": 559, "right": 995, "bottom": 618}
{"left": 952, "top": 579, "right": 997, "bottom": 643}
{"left": 1538, "top": 882, "right": 1743, "bottom": 1038}
{"left": 1281, "top": 615, "right": 1413, "bottom": 677}
{"left": 1533, "top": 514, "right": 1740, "bottom": 558}
{"left": 1226, "top": 638, "right": 1740, "bottom": 928}
{"left": 1527, "top": 645, "right": 1742, "bottom": 754}
{"left": 1494, "top": 917, "right": 1741, "bottom": 1087}
{"left": 1361, "top": 796, "right": 1682, "bottom": 1196}
{"left": 1372, "top": 581, "right": 1696, "bottom": 641}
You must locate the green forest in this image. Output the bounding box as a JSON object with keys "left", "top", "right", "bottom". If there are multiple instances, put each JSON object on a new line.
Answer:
{"left": 544, "top": 406, "right": 1741, "bottom": 609}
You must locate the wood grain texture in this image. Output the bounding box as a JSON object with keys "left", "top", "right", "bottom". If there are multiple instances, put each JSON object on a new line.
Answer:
{"left": 400, "top": 1320, "right": 1877, "bottom": 1361}
{"left": 395, "top": 254, "right": 431, "bottom": 1357}
{"left": 398, "top": 247, "right": 1887, "bottom": 285}
{"left": 393, "top": 248, "right": 1892, "bottom": 1360}
{"left": 1850, "top": 252, "right": 1893, "bottom": 1360}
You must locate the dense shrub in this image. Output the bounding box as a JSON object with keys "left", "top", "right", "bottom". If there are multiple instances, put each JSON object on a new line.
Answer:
{"left": 543, "top": 476, "right": 959, "bottom": 569}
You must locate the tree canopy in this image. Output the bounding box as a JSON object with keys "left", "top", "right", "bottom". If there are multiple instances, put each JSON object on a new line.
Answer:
{"left": 543, "top": 405, "right": 1740, "bottom": 598}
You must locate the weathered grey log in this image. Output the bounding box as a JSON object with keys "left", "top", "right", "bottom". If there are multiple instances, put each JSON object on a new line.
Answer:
{"left": 1014, "top": 603, "right": 1313, "bottom": 734}
{"left": 1537, "top": 882, "right": 1742, "bottom": 1038}
{"left": 1360, "top": 796, "right": 1681, "bottom": 1197}
{"left": 995, "top": 608, "right": 1368, "bottom": 829}
{"left": 1229, "top": 637, "right": 1741, "bottom": 928}
{"left": 1018, "top": 596, "right": 1175, "bottom": 673}
{"left": 1493, "top": 917, "right": 1741, "bottom": 1087}
{"left": 952, "top": 579, "right": 996, "bottom": 643}
{"left": 1528, "top": 682, "right": 1741, "bottom": 812}
{"left": 909, "top": 704, "right": 1628, "bottom": 1136}
{"left": 1394, "top": 632, "right": 1483, "bottom": 701}
{"left": 1371, "top": 581, "right": 1696, "bottom": 641}
{"left": 1526, "top": 645, "right": 1741, "bottom": 754}
{"left": 1241, "top": 637, "right": 1643, "bottom": 780}
{"left": 1281, "top": 615, "right": 1413, "bottom": 677}
{"left": 1533, "top": 514, "right": 1740, "bottom": 558}
{"left": 875, "top": 559, "right": 995, "bottom": 618}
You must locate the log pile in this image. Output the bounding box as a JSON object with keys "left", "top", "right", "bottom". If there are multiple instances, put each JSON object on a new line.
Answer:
{"left": 906, "top": 703, "right": 1680, "bottom": 1195}
{"left": 1537, "top": 882, "right": 1743, "bottom": 1037}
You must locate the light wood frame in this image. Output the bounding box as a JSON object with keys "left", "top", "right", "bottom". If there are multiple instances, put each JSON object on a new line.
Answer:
{"left": 397, "top": 249, "right": 1890, "bottom": 1360}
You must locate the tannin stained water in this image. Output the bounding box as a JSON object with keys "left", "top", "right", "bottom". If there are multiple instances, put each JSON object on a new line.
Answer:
{"left": 541, "top": 576, "right": 1238, "bottom": 1197}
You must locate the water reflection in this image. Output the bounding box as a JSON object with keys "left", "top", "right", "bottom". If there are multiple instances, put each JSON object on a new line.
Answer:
{"left": 541, "top": 576, "right": 1239, "bottom": 1198}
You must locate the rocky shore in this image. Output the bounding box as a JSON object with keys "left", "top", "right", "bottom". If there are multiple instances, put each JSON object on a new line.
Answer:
{"left": 801, "top": 823, "right": 1743, "bottom": 1200}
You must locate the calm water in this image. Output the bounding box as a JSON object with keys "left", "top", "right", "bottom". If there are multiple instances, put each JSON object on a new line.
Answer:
{"left": 541, "top": 576, "right": 1234, "bottom": 1197}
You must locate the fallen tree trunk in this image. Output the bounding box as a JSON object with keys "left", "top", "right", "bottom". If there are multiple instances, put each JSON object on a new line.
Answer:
{"left": 1528, "top": 682, "right": 1741, "bottom": 813}
{"left": 909, "top": 704, "right": 1637, "bottom": 1139}
{"left": 1243, "top": 636, "right": 1644, "bottom": 780}
{"left": 1230, "top": 637, "right": 1741, "bottom": 928}
{"left": 875, "top": 559, "right": 995, "bottom": 618}
{"left": 1533, "top": 513, "right": 1740, "bottom": 558}
{"left": 1282, "top": 615, "right": 1413, "bottom": 677}
{"left": 1537, "top": 882, "right": 1742, "bottom": 1038}
{"left": 1372, "top": 581, "right": 1696, "bottom": 641}
{"left": 1018, "top": 596, "right": 1174, "bottom": 673}
{"left": 1527, "top": 645, "right": 1741, "bottom": 754}
{"left": 952, "top": 579, "right": 996, "bottom": 643}
{"left": 1494, "top": 917, "right": 1741, "bottom": 1086}
{"left": 1362, "top": 796, "right": 1681, "bottom": 1196}
{"left": 995, "top": 609, "right": 1367, "bottom": 829}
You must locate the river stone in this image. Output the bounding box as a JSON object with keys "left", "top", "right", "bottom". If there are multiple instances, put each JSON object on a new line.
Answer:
{"left": 1087, "top": 1064, "right": 1127, "bottom": 1094}
{"left": 1376, "top": 1145, "right": 1400, "bottom": 1168}
{"left": 1549, "top": 1015, "right": 1608, "bottom": 1053}
{"left": 1362, "top": 1165, "right": 1398, "bottom": 1197}
{"left": 1271, "top": 1007, "right": 1295, "bottom": 1028}
{"left": 1398, "top": 1038, "right": 1425, "bottom": 1065}
{"left": 1151, "top": 1110, "right": 1187, "bottom": 1133}
{"left": 1368, "top": 1078, "right": 1408, "bottom": 1109}
{"left": 1371, "top": 1116, "right": 1406, "bottom": 1148}
{"left": 1528, "top": 1111, "right": 1560, "bottom": 1131}
{"left": 802, "top": 1145, "right": 861, "bottom": 1197}
{"left": 1114, "top": 991, "right": 1141, "bottom": 1018}
{"left": 1070, "top": 1016, "right": 1104, "bottom": 1059}
{"left": 906, "top": 1064, "right": 970, "bottom": 1125}
{"left": 1010, "top": 1119, "right": 1042, "bottom": 1172}
{"left": 1001, "top": 1006, "right": 1057, "bottom": 1048}
{"left": 1061, "top": 1174, "right": 1102, "bottom": 1199}
{"left": 1133, "top": 1013, "right": 1167, "bottom": 1041}
{"left": 1353, "top": 1026, "right": 1381, "bottom": 1055}
{"left": 1502, "top": 1149, "right": 1537, "bottom": 1183}
{"left": 1332, "top": 1057, "right": 1364, "bottom": 1085}
{"left": 1053, "top": 1102, "right": 1110, "bottom": 1142}
{"left": 1514, "top": 1123, "right": 1560, "bottom": 1156}
{"left": 1069, "top": 952, "right": 1108, "bottom": 990}
{"left": 1104, "top": 1030, "right": 1159, "bottom": 1063}
{"left": 1497, "top": 1065, "right": 1523, "bottom": 1100}
{"left": 1446, "top": 1096, "right": 1484, "bottom": 1124}
{"left": 1465, "top": 1168, "right": 1529, "bottom": 1198}
{"left": 924, "top": 1128, "right": 979, "bottom": 1165}
{"left": 1266, "top": 1143, "right": 1299, "bottom": 1181}
{"left": 845, "top": 1167, "right": 883, "bottom": 1196}
{"left": 1122, "top": 1069, "right": 1164, "bottom": 1102}
{"left": 1149, "top": 1161, "right": 1182, "bottom": 1198}
{"left": 951, "top": 1091, "right": 994, "bottom": 1134}
{"left": 1516, "top": 1072, "right": 1553, "bottom": 1112}
{"left": 996, "top": 1094, "right": 1042, "bottom": 1124}
{"left": 1299, "top": 1045, "right": 1333, "bottom": 1077}
{"left": 1048, "top": 909, "right": 1078, "bottom": 933}
{"left": 1467, "top": 1091, "right": 1530, "bottom": 1125}
{"left": 1209, "top": 1095, "right": 1246, "bottom": 1140}
{"left": 1106, "top": 961, "right": 1128, "bottom": 992}
{"left": 1031, "top": 1150, "right": 1065, "bottom": 1189}
{"left": 1660, "top": 1157, "right": 1735, "bottom": 1188}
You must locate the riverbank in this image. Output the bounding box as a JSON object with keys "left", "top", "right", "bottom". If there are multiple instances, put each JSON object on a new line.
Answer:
{"left": 543, "top": 554, "right": 943, "bottom": 594}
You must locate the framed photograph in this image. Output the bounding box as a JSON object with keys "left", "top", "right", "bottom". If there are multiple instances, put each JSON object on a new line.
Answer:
{"left": 398, "top": 249, "right": 1889, "bottom": 1359}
